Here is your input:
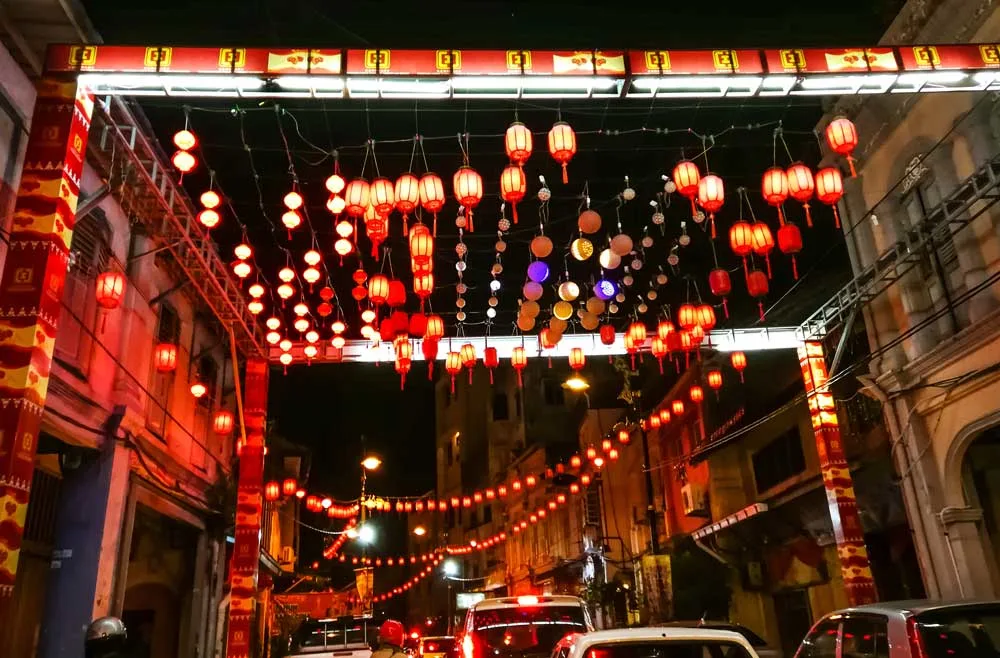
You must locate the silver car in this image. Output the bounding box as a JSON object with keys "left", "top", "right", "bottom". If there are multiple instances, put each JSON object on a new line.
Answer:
{"left": 795, "top": 600, "right": 1000, "bottom": 658}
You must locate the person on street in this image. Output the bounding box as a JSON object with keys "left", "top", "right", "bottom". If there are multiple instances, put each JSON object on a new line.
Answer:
{"left": 372, "top": 619, "right": 408, "bottom": 658}
{"left": 84, "top": 616, "right": 129, "bottom": 658}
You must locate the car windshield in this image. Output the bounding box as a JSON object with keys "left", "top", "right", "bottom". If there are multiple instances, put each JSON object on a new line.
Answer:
{"left": 472, "top": 606, "right": 587, "bottom": 658}
{"left": 915, "top": 604, "right": 1000, "bottom": 658}
{"left": 423, "top": 638, "right": 456, "bottom": 654}
{"left": 293, "top": 618, "right": 376, "bottom": 650}
{"left": 583, "top": 641, "right": 752, "bottom": 658}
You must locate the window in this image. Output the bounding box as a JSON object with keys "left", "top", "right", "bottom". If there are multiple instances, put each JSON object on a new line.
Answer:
{"left": 55, "top": 210, "right": 112, "bottom": 372}
{"left": 146, "top": 304, "right": 180, "bottom": 438}
{"left": 197, "top": 356, "right": 218, "bottom": 407}
{"left": 542, "top": 379, "right": 564, "bottom": 406}
{"left": 751, "top": 427, "right": 806, "bottom": 494}
{"left": 902, "top": 176, "right": 958, "bottom": 277}
{"left": 798, "top": 620, "right": 839, "bottom": 658}
{"left": 915, "top": 604, "right": 1000, "bottom": 658}
{"left": 841, "top": 615, "right": 888, "bottom": 658}
{"left": 492, "top": 393, "right": 509, "bottom": 420}
{"left": 157, "top": 303, "right": 180, "bottom": 343}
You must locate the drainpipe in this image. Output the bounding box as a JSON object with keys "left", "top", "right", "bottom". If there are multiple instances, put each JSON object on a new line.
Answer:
{"left": 858, "top": 374, "right": 942, "bottom": 598}
{"left": 693, "top": 536, "right": 728, "bottom": 564}
{"left": 937, "top": 507, "right": 967, "bottom": 599}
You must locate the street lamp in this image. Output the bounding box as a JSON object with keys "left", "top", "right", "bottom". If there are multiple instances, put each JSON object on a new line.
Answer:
{"left": 442, "top": 560, "right": 459, "bottom": 576}
{"left": 357, "top": 524, "right": 375, "bottom": 545}
{"left": 442, "top": 560, "right": 459, "bottom": 634}
{"left": 413, "top": 525, "right": 427, "bottom": 537}
{"left": 563, "top": 375, "right": 590, "bottom": 392}
{"left": 361, "top": 455, "right": 382, "bottom": 471}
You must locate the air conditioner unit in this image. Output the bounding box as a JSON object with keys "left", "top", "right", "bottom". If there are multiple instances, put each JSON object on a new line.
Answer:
{"left": 680, "top": 483, "right": 708, "bottom": 517}
{"left": 280, "top": 545, "right": 295, "bottom": 564}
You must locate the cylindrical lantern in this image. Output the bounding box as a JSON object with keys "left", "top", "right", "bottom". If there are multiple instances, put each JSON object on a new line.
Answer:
{"left": 751, "top": 223, "right": 776, "bottom": 279}
{"left": 707, "top": 370, "right": 723, "bottom": 391}
{"left": 786, "top": 162, "right": 815, "bottom": 227}
{"left": 709, "top": 268, "right": 732, "bottom": 318}
{"left": 344, "top": 178, "right": 371, "bottom": 218}
{"left": 505, "top": 122, "right": 533, "bottom": 165}
{"left": 425, "top": 314, "right": 445, "bottom": 341}
{"left": 568, "top": 347, "right": 585, "bottom": 371}
{"left": 282, "top": 478, "right": 297, "bottom": 496}
{"left": 445, "top": 351, "right": 463, "bottom": 393}
{"left": 95, "top": 271, "right": 126, "bottom": 310}
{"left": 460, "top": 343, "right": 477, "bottom": 384}
{"left": 673, "top": 160, "right": 701, "bottom": 215}
{"left": 419, "top": 173, "right": 446, "bottom": 235}
{"left": 690, "top": 385, "right": 704, "bottom": 404}
{"left": 370, "top": 177, "right": 396, "bottom": 217}
{"left": 731, "top": 351, "right": 748, "bottom": 382}
{"left": 815, "top": 167, "right": 844, "bottom": 228}
{"left": 825, "top": 117, "right": 859, "bottom": 177}
{"left": 368, "top": 274, "right": 390, "bottom": 305}
{"left": 265, "top": 481, "right": 281, "bottom": 501}
{"left": 153, "top": 342, "right": 178, "bottom": 373}
{"left": 453, "top": 166, "right": 483, "bottom": 231}
{"left": 213, "top": 410, "right": 235, "bottom": 435}
{"left": 761, "top": 167, "right": 789, "bottom": 225}
{"left": 500, "top": 166, "right": 527, "bottom": 223}
{"left": 728, "top": 221, "right": 754, "bottom": 279}
{"left": 696, "top": 304, "right": 716, "bottom": 331}
{"left": 746, "top": 269, "right": 769, "bottom": 321}
{"left": 778, "top": 224, "right": 804, "bottom": 279}
{"left": 697, "top": 174, "right": 725, "bottom": 238}
{"left": 672, "top": 400, "right": 685, "bottom": 415}
{"left": 395, "top": 173, "right": 420, "bottom": 225}
{"left": 599, "top": 324, "right": 616, "bottom": 346}
{"left": 547, "top": 121, "right": 577, "bottom": 183}
{"left": 484, "top": 346, "right": 499, "bottom": 384}
{"left": 511, "top": 346, "right": 527, "bottom": 387}
{"left": 677, "top": 303, "right": 698, "bottom": 330}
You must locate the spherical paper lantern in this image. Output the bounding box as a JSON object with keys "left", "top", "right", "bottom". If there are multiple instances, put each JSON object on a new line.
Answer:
{"left": 786, "top": 162, "right": 816, "bottom": 227}
{"left": 213, "top": 410, "right": 235, "bottom": 435}
{"left": 578, "top": 209, "right": 602, "bottom": 234}
{"left": 558, "top": 281, "right": 580, "bottom": 302}
{"left": 153, "top": 342, "right": 178, "bottom": 373}
{"left": 283, "top": 190, "right": 304, "bottom": 210}
{"left": 599, "top": 249, "right": 621, "bottom": 270}
{"left": 570, "top": 238, "right": 594, "bottom": 261}
{"left": 778, "top": 223, "right": 804, "bottom": 279}
{"left": 548, "top": 121, "right": 577, "bottom": 183}
{"left": 523, "top": 281, "right": 544, "bottom": 301}
{"left": 387, "top": 280, "right": 407, "bottom": 307}
{"left": 453, "top": 166, "right": 483, "bottom": 230}
{"left": 325, "top": 173, "right": 346, "bottom": 195}
{"left": 172, "top": 150, "right": 196, "bottom": 173}
{"left": 500, "top": 166, "right": 527, "bottom": 223}
{"left": 553, "top": 301, "right": 573, "bottom": 321}
{"left": 527, "top": 261, "right": 550, "bottom": 283}
{"left": 505, "top": 122, "right": 533, "bottom": 165}
{"left": 200, "top": 190, "right": 221, "bottom": 209}
{"left": 530, "top": 235, "right": 553, "bottom": 258}
{"left": 825, "top": 117, "right": 859, "bottom": 177}
{"left": 516, "top": 315, "right": 536, "bottom": 332}
{"left": 173, "top": 129, "right": 197, "bottom": 150}
{"left": 594, "top": 278, "right": 616, "bottom": 301}
{"left": 610, "top": 233, "right": 633, "bottom": 257}
{"left": 95, "top": 271, "right": 126, "bottom": 310}
{"left": 815, "top": 167, "right": 844, "bottom": 228}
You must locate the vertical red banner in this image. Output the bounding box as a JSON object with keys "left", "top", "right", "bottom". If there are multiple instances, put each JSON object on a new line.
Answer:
{"left": 798, "top": 341, "right": 877, "bottom": 606}
{"left": 226, "top": 358, "right": 269, "bottom": 658}
{"left": 0, "top": 78, "right": 93, "bottom": 622}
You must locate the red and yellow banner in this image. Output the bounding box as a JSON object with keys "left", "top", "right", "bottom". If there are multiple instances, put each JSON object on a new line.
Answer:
{"left": 798, "top": 342, "right": 876, "bottom": 606}
{"left": 226, "top": 359, "right": 270, "bottom": 658}
{"left": 0, "top": 78, "right": 93, "bottom": 622}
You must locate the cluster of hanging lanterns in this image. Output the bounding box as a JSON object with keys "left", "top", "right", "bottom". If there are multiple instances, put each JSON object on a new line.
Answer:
{"left": 197, "top": 188, "right": 221, "bottom": 229}
{"left": 171, "top": 128, "right": 197, "bottom": 173}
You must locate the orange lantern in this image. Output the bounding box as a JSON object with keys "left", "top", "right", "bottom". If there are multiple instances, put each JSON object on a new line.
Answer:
{"left": 445, "top": 351, "right": 463, "bottom": 393}
{"left": 728, "top": 221, "right": 754, "bottom": 279}
{"left": 786, "top": 162, "right": 815, "bottom": 227}
{"left": 689, "top": 385, "right": 704, "bottom": 404}
{"left": 282, "top": 478, "right": 297, "bottom": 496}
{"left": 708, "top": 268, "right": 732, "bottom": 319}
{"left": 673, "top": 160, "right": 701, "bottom": 215}
{"left": 731, "top": 351, "right": 748, "bottom": 382}
{"left": 198, "top": 208, "right": 220, "bottom": 229}
{"left": 815, "top": 167, "right": 844, "bottom": 228}
{"left": 568, "top": 347, "right": 585, "bottom": 371}
{"left": 650, "top": 336, "right": 668, "bottom": 374}
{"left": 511, "top": 346, "right": 528, "bottom": 387}
{"left": 672, "top": 400, "right": 685, "bottom": 415}
{"left": 283, "top": 190, "right": 303, "bottom": 210}
{"left": 677, "top": 304, "right": 698, "bottom": 330}
{"left": 213, "top": 410, "right": 235, "bottom": 435}
{"left": 410, "top": 222, "right": 435, "bottom": 268}
{"left": 171, "top": 150, "right": 196, "bottom": 173}
{"left": 778, "top": 224, "right": 804, "bottom": 279}
{"left": 368, "top": 274, "right": 390, "bottom": 306}
{"left": 95, "top": 271, "right": 126, "bottom": 310}
{"left": 600, "top": 324, "right": 616, "bottom": 345}
{"left": 696, "top": 304, "right": 716, "bottom": 331}
{"left": 658, "top": 408, "right": 671, "bottom": 424}
{"left": 500, "top": 165, "right": 527, "bottom": 223}
{"left": 173, "top": 129, "right": 197, "bottom": 150}
{"left": 425, "top": 314, "right": 445, "bottom": 341}
{"left": 461, "top": 343, "right": 477, "bottom": 383}
{"left": 649, "top": 414, "right": 661, "bottom": 429}
{"left": 547, "top": 121, "right": 577, "bottom": 183}
{"left": 825, "top": 117, "right": 859, "bottom": 177}
{"left": 413, "top": 272, "right": 434, "bottom": 305}
{"left": 418, "top": 173, "right": 446, "bottom": 235}
{"left": 746, "top": 269, "right": 769, "bottom": 321}
{"left": 707, "top": 370, "right": 723, "bottom": 391}
{"left": 484, "top": 346, "right": 499, "bottom": 384}
{"left": 394, "top": 173, "right": 420, "bottom": 230}
{"left": 265, "top": 481, "right": 281, "bottom": 501}
{"left": 697, "top": 174, "right": 725, "bottom": 238}
{"left": 505, "top": 122, "right": 533, "bottom": 164}
{"left": 751, "top": 223, "right": 776, "bottom": 279}
{"left": 153, "top": 342, "right": 178, "bottom": 373}
{"left": 370, "top": 177, "right": 396, "bottom": 216}
{"left": 761, "top": 166, "right": 789, "bottom": 225}
{"left": 627, "top": 321, "right": 647, "bottom": 345}
{"left": 344, "top": 178, "right": 370, "bottom": 218}
{"left": 453, "top": 166, "right": 483, "bottom": 231}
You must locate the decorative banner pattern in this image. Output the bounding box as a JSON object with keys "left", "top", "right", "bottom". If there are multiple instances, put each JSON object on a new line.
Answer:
{"left": 226, "top": 359, "right": 270, "bottom": 658}
{"left": 798, "top": 341, "right": 877, "bottom": 606}
{"left": 0, "top": 78, "right": 92, "bottom": 623}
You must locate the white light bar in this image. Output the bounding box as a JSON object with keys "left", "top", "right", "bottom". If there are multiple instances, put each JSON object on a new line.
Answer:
{"left": 268, "top": 327, "right": 806, "bottom": 364}
{"left": 78, "top": 73, "right": 266, "bottom": 96}
{"left": 630, "top": 75, "right": 762, "bottom": 98}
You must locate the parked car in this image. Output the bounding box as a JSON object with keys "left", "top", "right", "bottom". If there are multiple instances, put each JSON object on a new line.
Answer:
{"left": 421, "top": 636, "right": 457, "bottom": 658}
{"left": 288, "top": 615, "right": 378, "bottom": 658}
{"left": 796, "top": 600, "right": 1000, "bottom": 658}
{"left": 659, "top": 622, "right": 780, "bottom": 658}
{"left": 459, "top": 595, "right": 594, "bottom": 658}
{"left": 551, "top": 627, "right": 760, "bottom": 658}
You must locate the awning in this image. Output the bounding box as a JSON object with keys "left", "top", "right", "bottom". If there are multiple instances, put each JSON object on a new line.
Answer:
{"left": 691, "top": 503, "right": 768, "bottom": 541}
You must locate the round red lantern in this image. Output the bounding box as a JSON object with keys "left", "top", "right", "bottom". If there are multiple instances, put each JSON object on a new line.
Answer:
{"left": 697, "top": 174, "right": 725, "bottom": 238}
{"left": 778, "top": 224, "right": 804, "bottom": 279}
{"left": 568, "top": 347, "right": 585, "bottom": 371}
{"left": 677, "top": 304, "right": 698, "bottom": 330}
{"left": 368, "top": 274, "right": 390, "bottom": 306}
{"left": 696, "top": 304, "right": 716, "bottom": 331}
{"left": 425, "top": 315, "right": 445, "bottom": 341}
{"left": 511, "top": 346, "right": 528, "bottom": 387}
{"left": 418, "top": 173, "right": 446, "bottom": 235}
{"left": 548, "top": 121, "right": 577, "bottom": 183}
{"left": 409, "top": 224, "right": 434, "bottom": 270}
{"left": 672, "top": 400, "right": 685, "bottom": 416}
{"left": 213, "top": 410, "right": 235, "bottom": 435}
{"left": 484, "top": 346, "right": 499, "bottom": 384}
{"left": 728, "top": 221, "right": 754, "bottom": 279}
{"left": 197, "top": 208, "right": 220, "bottom": 229}
{"left": 746, "top": 269, "right": 769, "bottom": 321}
{"left": 173, "top": 129, "right": 197, "bottom": 151}
{"left": 265, "top": 481, "right": 281, "bottom": 501}
{"left": 422, "top": 338, "right": 439, "bottom": 380}
{"left": 153, "top": 342, "right": 178, "bottom": 373}
{"left": 370, "top": 177, "right": 395, "bottom": 217}
{"left": 500, "top": 166, "right": 527, "bottom": 223}
{"left": 387, "top": 279, "right": 407, "bottom": 307}
{"left": 599, "top": 324, "right": 616, "bottom": 346}
{"left": 344, "top": 178, "right": 370, "bottom": 218}
{"left": 95, "top": 271, "right": 126, "bottom": 310}
{"left": 651, "top": 336, "right": 668, "bottom": 373}
{"left": 656, "top": 320, "right": 675, "bottom": 341}
{"left": 453, "top": 166, "right": 483, "bottom": 231}
{"left": 786, "top": 162, "right": 815, "bottom": 227}
{"left": 825, "top": 117, "right": 859, "bottom": 177}
{"left": 172, "top": 150, "right": 196, "bottom": 173}
{"left": 707, "top": 370, "right": 723, "bottom": 391}
{"left": 750, "top": 223, "right": 775, "bottom": 279}
{"left": 708, "top": 268, "right": 732, "bottom": 318}
{"left": 689, "top": 385, "right": 704, "bottom": 404}
{"left": 445, "top": 351, "right": 463, "bottom": 393}
{"left": 282, "top": 478, "right": 297, "bottom": 497}
{"left": 673, "top": 160, "right": 701, "bottom": 216}
{"left": 761, "top": 167, "right": 789, "bottom": 225}
{"left": 394, "top": 173, "right": 420, "bottom": 229}
{"left": 505, "top": 122, "right": 533, "bottom": 165}
{"left": 731, "top": 351, "right": 747, "bottom": 382}
{"left": 627, "top": 321, "right": 647, "bottom": 345}
{"left": 815, "top": 167, "right": 844, "bottom": 228}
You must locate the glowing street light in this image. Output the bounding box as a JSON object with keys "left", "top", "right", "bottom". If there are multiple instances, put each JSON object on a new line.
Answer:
{"left": 563, "top": 375, "right": 590, "bottom": 392}
{"left": 413, "top": 525, "right": 427, "bottom": 537}
{"left": 442, "top": 559, "right": 459, "bottom": 576}
{"left": 356, "top": 524, "right": 376, "bottom": 545}
{"left": 361, "top": 455, "right": 382, "bottom": 471}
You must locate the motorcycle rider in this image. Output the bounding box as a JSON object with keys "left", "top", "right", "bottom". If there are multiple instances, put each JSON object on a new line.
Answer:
{"left": 84, "top": 616, "right": 129, "bottom": 658}
{"left": 372, "top": 619, "right": 408, "bottom": 658}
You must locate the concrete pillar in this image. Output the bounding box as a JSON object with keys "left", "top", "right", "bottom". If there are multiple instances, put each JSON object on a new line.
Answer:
{"left": 37, "top": 439, "right": 130, "bottom": 658}
{"left": 939, "top": 507, "right": 998, "bottom": 599}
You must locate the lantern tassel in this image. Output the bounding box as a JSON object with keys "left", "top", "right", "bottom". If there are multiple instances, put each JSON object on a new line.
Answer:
{"left": 608, "top": 354, "right": 612, "bottom": 364}
{"left": 791, "top": 256, "right": 799, "bottom": 280}
{"left": 742, "top": 257, "right": 749, "bottom": 281}
{"left": 433, "top": 213, "right": 438, "bottom": 237}
{"left": 674, "top": 356, "right": 679, "bottom": 373}
{"left": 517, "top": 371, "right": 523, "bottom": 388}
{"left": 468, "top": 370, "right": 473, "bottom": 385}
{"left": 848, "top": 156, "right": 857, "bottom": 178}
{"left": 489, "top": 369, "right": 494, "bottom": 385}
{"left": 512, "top": 203, "right": 518, "bottom": 224}
{"left": 468, "top": 210, "right": 474, "bottom": 233}
{"left": 777, "top": 207, "right": 785, "bottom": 227}
{"left": 722, "top": 298, "right": 729, "bottom": 319}
{"left": 739, "top": 371, "right": 745, "bottom": 383}
{"left": 402, "top": 215, "right": 409, "bottom": 236}
{"left": 400, "top": 374, "right": 406, "bottom": 390}
{"left": 758, "top": 301, "right": 765, "bottom": 321}
{"left": 765, "top": 255, "right": 773, "bottom": 280}
{"left": 561, "top": 163, "right": 569, "bottom": 184}
{"left": 427, "top": 361, "right": 434, "bottom": 381}
{"left": 630, "top": 354, "right": 635, "bottom": 370}
{"left": 710, "top": 214, "right": 716, "bottom": 239}
{"left": 804, "top": 203, "right": 813, "bottom": 228}
{"left": 450, "top": 376, "right": 456, "bottom": 395}
{"left": 833, "top": 206, "right": 841, "bottom": 229}
{"left": 548, "top": 356, "right": 552, "bottom": 369}
{"left": 658, "top": 358, "right": 664, "bottom": 375}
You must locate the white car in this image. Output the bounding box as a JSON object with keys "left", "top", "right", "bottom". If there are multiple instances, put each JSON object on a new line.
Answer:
{"left": 551, "top": 627, "right": 761, "bottom": 658}
{"left": 287, "top": 615, "right": 378, "bottom": 658}
{"left": 460, "top": 595, "right": 595, "bottom": 658}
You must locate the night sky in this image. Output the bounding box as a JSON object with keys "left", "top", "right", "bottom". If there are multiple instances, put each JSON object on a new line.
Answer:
{"left": 80, "top": 0, "right": 906, "bottom": 584}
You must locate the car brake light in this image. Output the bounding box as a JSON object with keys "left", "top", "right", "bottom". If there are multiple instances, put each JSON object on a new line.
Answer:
{"left": 462, "top": 634, "right": 475, "bottom": 658}
{"left": 906, "top": 617, "right": 929, "bottom": 658}
{"left": 516, "top": 595, "right": 539, "bottom": 606}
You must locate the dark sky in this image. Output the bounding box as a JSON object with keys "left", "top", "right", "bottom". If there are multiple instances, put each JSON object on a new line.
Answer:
{"left": 79, "top": 0, "right": 906, "bottom": 580}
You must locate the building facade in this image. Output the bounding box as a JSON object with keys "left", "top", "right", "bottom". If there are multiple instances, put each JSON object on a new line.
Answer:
{"left": 829, "top": 0, "right": 1000, "bottom": 601}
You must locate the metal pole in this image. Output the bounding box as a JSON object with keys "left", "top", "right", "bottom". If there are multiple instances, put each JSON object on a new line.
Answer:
{"left": 447, "top": 580, "right": 453, "bottom": 635}
{"left": 638, "top": 425, "right": 660, "bottom": 554}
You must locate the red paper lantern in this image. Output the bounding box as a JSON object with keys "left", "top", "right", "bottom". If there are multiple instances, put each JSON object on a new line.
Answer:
{"left": 708, "top": 268, "right": 732, "bottom": 318}
{"left": 387, "top": 280, "right": 407, "bottom": 307}
{"left": 815, "top": 167, "right": 844, "bottom": 228}
{"left": 651, "top": 336, "right": 668, "bottom": 373}
{"left": 677, "top": 303, "right": 698, "bottom": 330}
{"left": 461, "top": 343, "right": 477, "bottom": 383}
{"left": 746, "top": 269, "right": 769, "bottom": 321}
{"left": 282, "top": 478, "right": 297, "bottom": 496}
{"left": 656, "top": 320, "right": 675, "bottom": 341}
{"left": 344, "top": 178, "right": 370, "bottom": 218}
{"left": 548, "top": 121, "right": 577, "bottom": 183}
{"left": 418, "top": 173, "right": 446, "bottom": 235}
{"left": 825, "top": 117, "right": 859, "bottom": 177}
{"left": 453, "top": 166, "right": 483, "bottom": 231}
{"left": 445, "top": 351, "right": 463, "bottom": 393}
{"left": 751, "top": 223, "right": 776, "bottom": 279}
{"left": 368, "top": 274, "right": 390, "bottom": 306}
{"left": 425, "top": 315, "right": 445, "bottom": 341}
{"left": 395, "top": 173, "right": 420, "bottom": 227}
{"left": 413, "top": 273, "right": 434, "bottom": 305}
{"left": 265, "top": 481, "right": 281, "bottom": 501}
{"left": 761, "top": 167, "right": 789, "bottom": 224}
{"left": 213, "top": 410, "right": 235, "bottom": 435}
{"left": 697, "top": 174, "right": 725, "bottom": 238}
{"left": 696, "top": 304, "right": 716, "bottom": 331}
{"left": 672, "top": 400, "right": 685, "bottom": 416}
{"left": 511, "top": 346, "right": 528, "bottom": 387}
{"left": 198, "top": 208, "right": 220, "bottom": 229}
{"left": 171, "top": 150, "right": 196, "bottom": 173}
{"left": 500, "top": 165, "right": 527, "bottom": 223}
{"left": 786, "top": 162, "right": 815, "bottom": 227}
{"left": 778, "top": 224, "right": 804, "bottom": 279}
{"left": 568, "top": 347, "right": 585, "bottom": 371}
{"left": 673, "top": 160, "right": 701, "bottom": 217}
{"left": 153, "top": 342, "right": 178, "bottom": 373}
{"left": 627, "top": 321, "right": 647, "bottom": 345}
{"left": 95, "top": 271, "right": 126, "bottom": 310}
{"left": 370, "top": 177, "right": 395, "bottom": 217}
{"left": 422, "top": 338, "right": 439, "bottom": 380}
{"left": 707, "top": 370, "right": 723, "bottom": 390}
{"left": 728, "top": 221, "right": 754, "bottom": 279}
{"left": 173, "top": 129, "right": 197, "bottom": 151}
{"left": 200, "top": 190, "right": 221, "bottom": 209}
{"left": 690, "top": 385, "right": 704, "bottom": 404}
{"left": 326, "top": 173, "right": 346, "bottom": 195}
{"left": 731, "top": 351, "right": 748, "bottom": 382}
{"left": 599, "top": 324, "right": 616, "bottom": 346}
{"left": 484, "top": 346, "right": 499, "bottom": 384}
{"left": 505, "top": 122, "right": 533, "bottom": 165}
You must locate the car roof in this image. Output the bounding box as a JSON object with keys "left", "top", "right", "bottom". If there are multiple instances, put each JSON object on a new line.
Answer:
{"left": 472, "top": 595, "right": 585, "bottom": 611}
{"left": 829, "top": 600, "right": 1000, "bottom": 618}
{"left": 572, "top": 627, "right": 754, "bottom": 653}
